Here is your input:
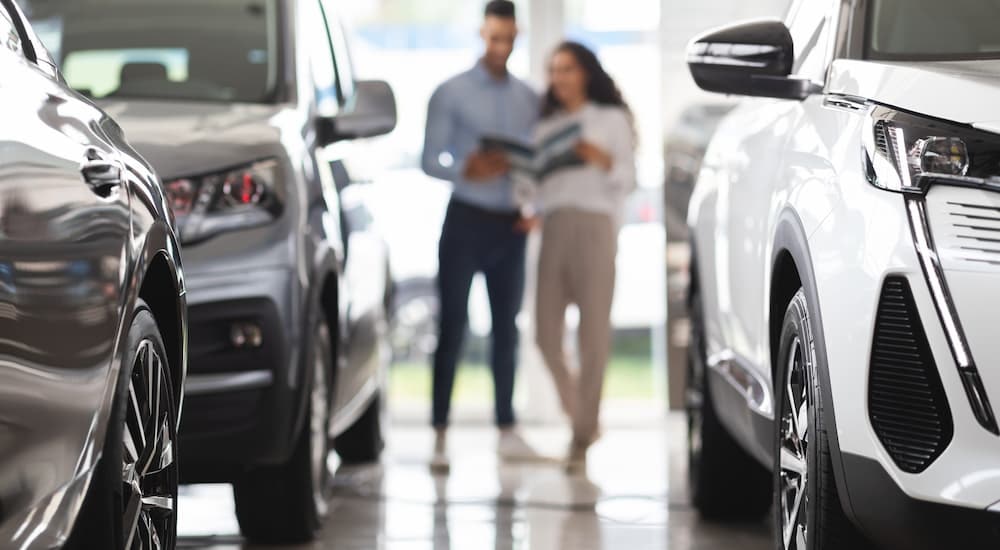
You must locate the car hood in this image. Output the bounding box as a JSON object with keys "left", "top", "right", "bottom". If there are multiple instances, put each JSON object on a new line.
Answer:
{"left": 828, "top": 59, "right": 1000, "bottom": 133}
{"left": 98, "top": 100, "right": 294, "bottom": 179}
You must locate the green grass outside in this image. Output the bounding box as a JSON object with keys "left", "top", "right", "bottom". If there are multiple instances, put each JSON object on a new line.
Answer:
{"left": 390, "top": 355, "right": 656, "bottom": 404}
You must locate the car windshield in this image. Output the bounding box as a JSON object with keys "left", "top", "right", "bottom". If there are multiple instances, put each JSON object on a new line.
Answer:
{"left": 21, "top": 0, "right": 280, "bottom": 103}
{"left": 867, "top": 0, "right": 1000, "bottom": 61}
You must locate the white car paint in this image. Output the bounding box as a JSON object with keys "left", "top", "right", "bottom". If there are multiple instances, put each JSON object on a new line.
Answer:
{"left": 690, "top": 39, "right": 1000, "bottom": 512}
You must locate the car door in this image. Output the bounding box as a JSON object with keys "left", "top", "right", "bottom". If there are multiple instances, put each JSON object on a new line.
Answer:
{"left": 313, "top": 0, "right": 388, "bottom": 416}
{"left": 0, "top": 0, "right": 131, "bottom": 538}
{"left": 721, "top": 0, "right": 835, "bottom": 378}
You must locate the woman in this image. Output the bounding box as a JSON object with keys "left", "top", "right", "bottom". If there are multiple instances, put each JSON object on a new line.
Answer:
{"left": 529, "top": 41, "right": 636, "bottom": 469}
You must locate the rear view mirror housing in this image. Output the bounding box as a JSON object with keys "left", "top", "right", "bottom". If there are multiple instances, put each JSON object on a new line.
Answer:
{"left": 318, "top": 79, "right": 397, "bottom": 145}
{"left": 687, "top": 19, "right": 822, "bottom": 100}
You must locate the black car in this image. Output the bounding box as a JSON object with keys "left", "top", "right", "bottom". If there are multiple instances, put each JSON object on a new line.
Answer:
{"left": 0, "top": 1, "right": 186, "bottom": 548}
{"left": 22, "top": 0, "right": 397, "bottom": 543}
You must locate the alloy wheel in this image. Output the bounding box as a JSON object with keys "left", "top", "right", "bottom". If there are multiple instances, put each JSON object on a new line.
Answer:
{"left": 122, "top": 340, "right": 177, "bottom": 550}
{"left": 779, "top": 335, "right": 809, "bottom": 550}
{"left": 310, "top": 335, "right": 331, "bottom": 518}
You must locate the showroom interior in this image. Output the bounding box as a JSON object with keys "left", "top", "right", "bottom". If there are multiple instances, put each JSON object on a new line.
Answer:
{"left": 6, "top": 0, "right": 1000, "bottom": 548}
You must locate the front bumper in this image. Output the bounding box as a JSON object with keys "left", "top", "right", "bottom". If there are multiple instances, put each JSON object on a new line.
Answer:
{"left": 811, "top": 178, "right": 1000, "bottom": 518}
{"left": 179, "top": 267, "right": 304, "bottom": 482}
{"left": 843, "top": 453, "right": 1000, "bottom": 550}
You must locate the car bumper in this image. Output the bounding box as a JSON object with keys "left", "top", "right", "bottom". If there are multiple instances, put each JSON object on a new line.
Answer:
{"left": 179, "top": 266, "right": 304, "bottom": 482}
{"left": 812, "top": 177, "right": 1000, "bottom": 508}
{"left": 842, "top": 453, "right": 1000, "bottom": 550}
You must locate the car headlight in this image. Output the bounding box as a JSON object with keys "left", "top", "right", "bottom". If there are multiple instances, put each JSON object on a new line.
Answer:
{"left": 164, "top": 159, "right": 284, "bottom": 244}
{"left": 864, "top": 106, "right": 1000, "bottom": 193}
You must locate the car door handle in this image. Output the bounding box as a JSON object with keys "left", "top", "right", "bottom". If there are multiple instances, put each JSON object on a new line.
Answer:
{"left": 81, "top": 148, "right": 122, "bottom": 197}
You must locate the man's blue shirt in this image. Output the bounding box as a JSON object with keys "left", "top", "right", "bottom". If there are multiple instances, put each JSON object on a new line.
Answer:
{"left": 422, "top": 61, "right": 538, "bottom": 212}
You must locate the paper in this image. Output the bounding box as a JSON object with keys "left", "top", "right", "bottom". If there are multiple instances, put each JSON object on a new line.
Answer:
{"left": 481, "top": 122, "right": 584, "bottom": 182}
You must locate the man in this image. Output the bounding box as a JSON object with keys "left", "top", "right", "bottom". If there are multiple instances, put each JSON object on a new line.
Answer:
{"left": 421, "top": 0, "right": 540, "bottom": 470}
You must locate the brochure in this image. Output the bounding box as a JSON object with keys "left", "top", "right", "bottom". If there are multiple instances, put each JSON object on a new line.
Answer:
{"left": 480, "top": 122, "right": 584, "bottom": 181}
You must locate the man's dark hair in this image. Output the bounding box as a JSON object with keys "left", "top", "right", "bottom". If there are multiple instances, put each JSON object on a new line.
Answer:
{"left": 485, "top": 0, "right": 516, "bottom": 19}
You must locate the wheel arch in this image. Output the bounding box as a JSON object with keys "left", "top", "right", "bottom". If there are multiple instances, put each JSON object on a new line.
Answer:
{"left": 770, "top": 209, "right": 860, "bottom": 525}
{"left": 134, "top": 225, "right": 187, "bottom": 418}
{"left": 287, "top": 245, "right": 342, "bottom": 444}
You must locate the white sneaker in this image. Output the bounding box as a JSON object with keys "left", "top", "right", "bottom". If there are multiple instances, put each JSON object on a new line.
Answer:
{"left": 497, "top": 429, "right": 546, "bottom": 463}
{"left": 430, "top": 430, "right": 450, "bottom": 473}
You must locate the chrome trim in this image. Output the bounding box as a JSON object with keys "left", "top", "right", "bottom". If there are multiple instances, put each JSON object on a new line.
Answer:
{"left": 904, "top": 197, "right": 1000, "bottom": 435}
{"left": 184, "top": 370, "right": 274, "bottom": 396}
{"left": 707, "top": 350, "right": 774, "bottom": 419}
{"left": 823, "top": 94, "right": 867, "bottom": 113}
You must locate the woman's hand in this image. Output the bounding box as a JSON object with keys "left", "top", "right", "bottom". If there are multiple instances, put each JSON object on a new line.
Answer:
{"left": 575, "top": 141, "right": 613, "bottom": 171}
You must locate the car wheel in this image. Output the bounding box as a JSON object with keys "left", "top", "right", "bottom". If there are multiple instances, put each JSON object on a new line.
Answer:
{"left": 334, "top": 391, "right": 385, "bottom": 465}
{"left": 233, "top": 318, "right": 333, "bottom": 544}
{"left": 687, "top": 287, "right": 771, "bottom": 520}
{"left": 65, "top": 300, "right": 178, "bottom": 550}
{"left": 773, "top": 290, "right": 871, "bottom": 550}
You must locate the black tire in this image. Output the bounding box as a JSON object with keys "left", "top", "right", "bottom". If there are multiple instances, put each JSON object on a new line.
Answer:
{"left": 233, "top": 318, "right": 334, "bottom": 544}
{"left": 773, "top": 290, "right": 871, "bottom": 550}
{"left": 65, "top": 300, "right": 179, "bottom": 550}
{"left": 334, "top": 391, "right": 385, "bottom": 465}
{"left": 687, "top": 287, "right": 771, "bottom": 521}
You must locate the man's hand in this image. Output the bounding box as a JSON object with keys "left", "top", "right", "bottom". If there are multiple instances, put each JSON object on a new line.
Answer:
{"left": 575, "top": 141, "right": 613, "bottom": 172}
{"left": 513, "top": 215, "right": 540, "bottom": 234}
{"left": 464, "top": 150, "right": 510, "bottom": 182}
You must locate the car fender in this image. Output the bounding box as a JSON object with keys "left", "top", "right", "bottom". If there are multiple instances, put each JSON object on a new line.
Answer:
{"left": 285, "top": 240, "right": 343, "bottom": 444}
{"left": 771, "top": 209, "right": 858, "bottom": 523}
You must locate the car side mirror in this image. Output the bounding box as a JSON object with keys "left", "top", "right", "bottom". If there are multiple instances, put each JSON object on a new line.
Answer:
{"left": 687, "top": 19, "right": 821, "bottom": 100}
{"left": 318, "top": 80, "right": 397, "bottom": 146}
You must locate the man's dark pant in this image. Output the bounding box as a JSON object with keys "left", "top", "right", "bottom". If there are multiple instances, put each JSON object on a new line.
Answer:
{"left": 433, "top": 200, "right": 526, "bottom": 428}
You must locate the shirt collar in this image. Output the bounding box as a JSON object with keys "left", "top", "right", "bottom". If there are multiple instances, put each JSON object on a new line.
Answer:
{"left": 474, "top": 59, "right": 510, "bottom": 85}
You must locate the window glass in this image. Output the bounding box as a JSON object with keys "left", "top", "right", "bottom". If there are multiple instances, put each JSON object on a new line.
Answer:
{"left": 321, "top": 3, "right": 356, "bottom": 102}
{"left": 21, "top": 0, "right": 279, "bottom": 103}
{"left": 64, "top": 48, "right": 188, "bottom": 98}
{"left": 0, "top": 4, "right": 24, "bottom": 59}
{"left": 867, "top": 0, "right": 1000, "bottom": 60}
{"left": 302, "top": 0, "right": 339, "bottom": 112}
{"left": 786, "top": 0, "right": 832, "bottom": 82}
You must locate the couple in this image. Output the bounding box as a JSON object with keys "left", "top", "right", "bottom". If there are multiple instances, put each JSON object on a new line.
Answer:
{"left": 421, "top": 0, "right": 636, "bottom": 472}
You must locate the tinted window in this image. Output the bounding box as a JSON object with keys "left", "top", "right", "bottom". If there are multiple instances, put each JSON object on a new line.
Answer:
{"left": 867, "top": 0, "right": 1000, "bottom": 61}
{"left": 21, "top": 0, "right": 279, "bottom": 103}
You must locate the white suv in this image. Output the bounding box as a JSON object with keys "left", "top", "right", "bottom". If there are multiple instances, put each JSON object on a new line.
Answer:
{"left": 684, "top": 1, "right": 1000, "bottom": 548}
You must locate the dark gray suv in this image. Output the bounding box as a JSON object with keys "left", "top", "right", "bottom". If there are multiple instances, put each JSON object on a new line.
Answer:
{"left": 23, "top": 0, "right": 397, "bottom": 544}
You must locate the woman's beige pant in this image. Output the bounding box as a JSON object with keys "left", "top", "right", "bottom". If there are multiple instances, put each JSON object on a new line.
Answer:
{"left": 535, "top": 208, "right": 617, "bottom": 447}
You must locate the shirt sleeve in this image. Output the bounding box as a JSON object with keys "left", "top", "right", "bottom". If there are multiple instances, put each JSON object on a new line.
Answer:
{"left": 605, "top": 109, "right": 637, "bottom": 195}
{"left": 421, "top": 84, "right": 463, "bottom": 182}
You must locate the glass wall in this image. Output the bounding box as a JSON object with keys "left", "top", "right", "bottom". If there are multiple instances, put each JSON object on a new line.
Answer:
{"left": 342, "top": 0, "right": 668, "bottom": 423}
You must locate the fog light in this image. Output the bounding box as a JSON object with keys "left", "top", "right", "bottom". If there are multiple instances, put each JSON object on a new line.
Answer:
{"left": 230, "top": 323, "right": 263, "bottom": 349}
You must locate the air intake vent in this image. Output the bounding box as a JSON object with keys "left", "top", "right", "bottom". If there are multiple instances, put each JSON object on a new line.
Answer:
{"left": 874, "top": 120, "right": 891, "bottom": 158}
{"left": 869, "top": 277, "right": 953, "bottom": 474}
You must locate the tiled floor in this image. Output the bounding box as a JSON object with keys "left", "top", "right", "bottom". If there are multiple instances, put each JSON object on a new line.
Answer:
{"left": 177, "top": 415, "right": 771, "bottom": 549}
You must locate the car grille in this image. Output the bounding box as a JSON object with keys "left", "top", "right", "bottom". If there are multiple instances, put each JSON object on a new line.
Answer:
{"left": 868, "top": 277, "right": 953, "bottom": 474}
{"left": 926, "top": 188, "right": 1000, "bottom": 274}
